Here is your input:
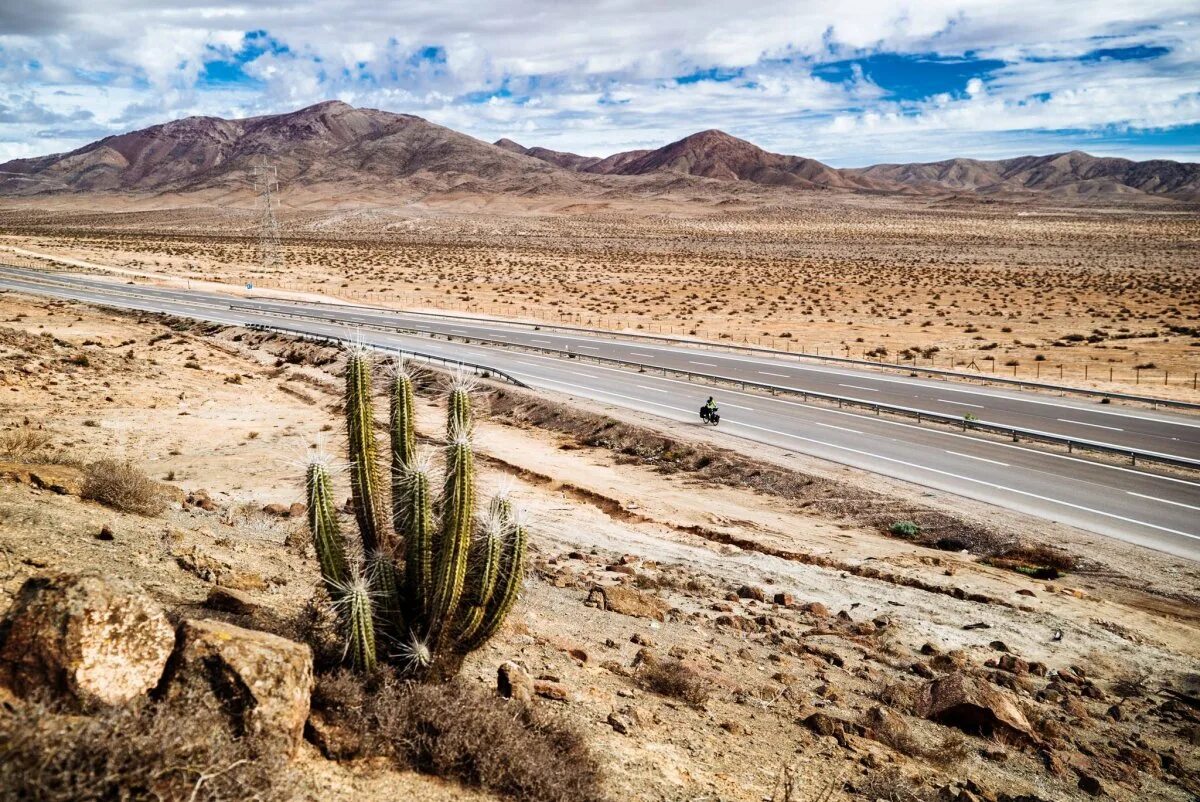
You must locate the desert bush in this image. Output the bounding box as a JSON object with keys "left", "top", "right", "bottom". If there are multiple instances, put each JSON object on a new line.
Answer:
{"left": 0, "top": 694, "right": 289, "bottom": 802}
{"left": 81, "top": 458, "right": 166, "bottom": 515}
{"left": 311, "top": 670, "right": 606, "bottom": 802}
{"left": 889, "top": 521, "right": 921, "bottom": 538}
{"left": 636, "top": 656, "right": 710, "bottom": 706}
{"left": 0, "top": 427, "right": 53, "bottom": 461}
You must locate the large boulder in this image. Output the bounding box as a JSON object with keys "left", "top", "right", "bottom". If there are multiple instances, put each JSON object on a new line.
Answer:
{"left": 918, "top": 672, "right": 1034, "bottom": 741}
{"left": 587, "top": 585, "right": 669, "bottom": 621}
{"left": 0, "top": 573, "right": 174, "bottom": 706}
{"left": 162, "top": 618, "right": 313, "bottom": 754}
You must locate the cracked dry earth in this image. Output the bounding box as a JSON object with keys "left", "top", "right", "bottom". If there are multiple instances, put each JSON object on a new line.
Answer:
{"left": 0, "top": 290, "right": 1197, "bottom": 801}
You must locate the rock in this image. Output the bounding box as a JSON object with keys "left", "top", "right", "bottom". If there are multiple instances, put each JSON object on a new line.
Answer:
{"left": 861, "top": 705, "right": 913, "bottom": 747}
{"left": 0, "top": 573, "right": 174, "bottom": 706}
{"left": 606, "top": 564, "right": 637, "bottom": 576}
{"left": 203, "top": 586, "right": 259, "bottom": 615}
{"left": 497, "top": 660, "right": 533, "bottom": 703}
{"left": 28, "top": 466, "right": 84, "bottom": 496}
{"left": 989, "top": 640, "right": 1009, "bottom": 652}
{"left": 802, "top": 601, "right": 829, "bottom": 618}
{"left": 288, "top": 502, "right": 306, "bottom": 518}
{"left": 1016, "top": 589, "right": 1036, "bottom": 597}
{"left": 162, "top": 619, "right": 313, "bottom": 755}
{"left": 719, "top": 719, "right": 750, "bottom": 735}
{"left": 1077, "top": 774, "right": 1102, "bottom": 796}
{"left": 997, "top": 654, "right": 1030, "bottom": 675}
{"left": 533, "top": 679, "right": 571, "bottom": 702}
{"left": 918, "top": 673, "right": 1034, "bottom": 742}
{"left": 567, "top": 648, "right": 589, "bottom": 663}
{"left": 630, "top": 632, "right": 654, "bottom": 647}
{"left": 96, "top": 525, "right": 115, "bottom": 541}
{"left": 800, "top": 711, "right": 861, "bottom": 747}
{"left": 715, "top": 614, "right": 758, "bottom": 632}
{"left": 262, "top": 503, "right": 291, "bottom": 517}
{"left": 736, "top": 585, "right": 767, "bottom": 602}
{"left": 587, "top": 585, "right": 668, "bottom": 621}
{"left": 607, "top": 711, "right": 635, "bottom": 734}
{"left": 305, "top": 707, "right": 362, "bottom": 759}
{"left": 773, "top": 592, "right": 795, "bottom": 606}
{"left": 920, "top": 642, "right": 941, "bottom": 655}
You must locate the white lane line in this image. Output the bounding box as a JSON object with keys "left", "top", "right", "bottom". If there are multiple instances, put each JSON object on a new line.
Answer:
{"left": 636, "top": 385, "right": 668, "bottom": 393}
{"left": 839, "top": 383, "right": 877, "bottom": 392}
{"left": 1058, "top": 418, "right": 1124, "bottom": 432}
{"left": 938, "top": 399, "right": 983, "bottom": 408}
{"left": 493, "top": 334, "right": 509, "bottom": 338}
{"left": 532, "top": 338, "right": 553, "bottom": 344}
{"left": 631, "top": 352, "right": 655, "bottom": 358}
{"left": 946, "top": 450, "right": 1010, "bottom": 467}
{"left": 576, "top": 345, "right": 598, "bottom": 350}
{"left": 1127, "top": 492, "right": 1200, "bottom": 512}
{"left": 450, "top": 328, "right": 467, "bottom": 333}
{"left": 721, "top": 402, "right": 755, "bottom": 411}
{"left": 570, "top": 371, "right": 599, "bottom": 379}
{"left": 759, "top": 371, "right": 789, "bottom": 377}
{"left": 510, "top": 373, "right": 1199, "bottom": 541}
{"left": 315, "top": 326, "right": 1200, "bottom": 490}
{"left": 690, "top": 361, "right": 717, "bottom": 367}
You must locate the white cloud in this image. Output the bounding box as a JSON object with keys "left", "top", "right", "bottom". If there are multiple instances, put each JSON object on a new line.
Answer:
{"left": 0, "top": 0, "right": 1197, "bottom": 164}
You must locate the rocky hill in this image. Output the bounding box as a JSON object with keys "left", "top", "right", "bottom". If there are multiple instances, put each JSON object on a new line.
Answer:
{"left": 2, "top": 101, "right": 1196, "bottom": 205}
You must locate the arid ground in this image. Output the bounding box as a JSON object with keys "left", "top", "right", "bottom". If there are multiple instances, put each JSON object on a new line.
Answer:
{"left": 1, "top": 290, "right": 1198, "bottom": 801}
{"left": 2, "top": 194, "right": 1197, "bottom": 401}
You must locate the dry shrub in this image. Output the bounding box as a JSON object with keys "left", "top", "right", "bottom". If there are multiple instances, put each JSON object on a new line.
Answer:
{"left": 0, "top": 694, "right": 289, "bottom": 802}
{"left": 857, "top": 766, "right": 938, "bottom": 802}
{"left": 311, "top": 670, "right": 606, "bottom": 802}
{"left": 81, "top": 458, "right": 166, "bottom": 515}
{"left": 0, "top": 427, "right": 53, "bottom": 461}
{"left": 637, "top": 657, "right": 710, "bottom": 706}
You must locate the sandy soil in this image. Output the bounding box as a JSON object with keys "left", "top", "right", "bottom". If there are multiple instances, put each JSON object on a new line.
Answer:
{"left": 0, "top": 292, "right": 1197, "bottom": 801}
{"left": 1, "top": 195, "right": 1197, "bottom": 401}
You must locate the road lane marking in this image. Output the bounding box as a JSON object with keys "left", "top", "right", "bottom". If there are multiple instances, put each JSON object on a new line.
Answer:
{"left": 570, "top": 371, "right": 598, "bottom": 379}
{"left": 1127, "top": 492, "right": 1200, "bottom": 512}
{"left": 631, "top": 352, "right": 655, "bottom": 358}
{"left": 636, "top": 385, "right": 667, "bottom": 393}
{"left": 945, "top": 450, "right": 1009, "bottom": 467}
{"left": 838, "top": 384, "right": 877, "bottom": 392}
{"left": 759, "top": 371, "right": 789, "bottom": 377}
{"left": 532, "top": 339, "right": 553, "bottom": 344}
{"left": 576, "top": 345, "right": 598, "bottom": 350}
{"left": 504, "top": 373, "right": 1199, "bottom": 542}
{"left": 938, "top": 399, "right": 983, "bottom": 408}
{"left": 1057, "top": 418, "right": 1124, "bottom": 432}
{"left": 722, "top": 402, "right": 755, "bottom": 411}
{"left": 689, "top": 361, "right": 717, "bottom": 367}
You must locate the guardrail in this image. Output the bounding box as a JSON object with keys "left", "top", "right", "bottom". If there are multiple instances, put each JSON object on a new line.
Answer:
{"left": 244, "top": 322, "right": 528, "bottom": 388}
{"left": 238, "top": 307, "right": 1200, "bottom": 473}
{"left": 230, "top": 295, "right": 1200, "bottom": 412}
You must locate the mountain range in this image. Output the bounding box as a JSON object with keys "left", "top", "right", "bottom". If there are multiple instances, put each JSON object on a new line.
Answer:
{"left": 2, "top": 100, "right": 1196, "bottom": 206}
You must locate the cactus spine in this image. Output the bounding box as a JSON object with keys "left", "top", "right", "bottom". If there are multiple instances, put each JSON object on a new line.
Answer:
{"left": 304, "top": 350, "right": 526, "bottom": 675}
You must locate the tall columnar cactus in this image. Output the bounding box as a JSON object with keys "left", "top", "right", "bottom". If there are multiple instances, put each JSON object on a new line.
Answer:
{"left": 305, "top": 351, "right": 526, "bottom": 675}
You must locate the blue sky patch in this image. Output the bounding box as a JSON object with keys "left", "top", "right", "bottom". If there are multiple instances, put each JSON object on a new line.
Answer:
{"left": 813, "top": 53, "right": 1006, "bottom": 100}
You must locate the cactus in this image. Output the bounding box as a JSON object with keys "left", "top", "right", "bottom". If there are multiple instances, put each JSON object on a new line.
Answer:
{"left": 304, "top": 350, "right": 526, "bottom": 675}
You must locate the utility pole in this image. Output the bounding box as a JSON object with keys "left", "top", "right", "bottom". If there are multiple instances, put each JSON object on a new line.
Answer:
{"left": 253, "top": 162, "right": 282, "bottom": 274}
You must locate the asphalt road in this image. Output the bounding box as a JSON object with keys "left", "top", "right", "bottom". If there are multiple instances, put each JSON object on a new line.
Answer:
{"left": 2, "top": 266, "right": 1198, "bottom": 561}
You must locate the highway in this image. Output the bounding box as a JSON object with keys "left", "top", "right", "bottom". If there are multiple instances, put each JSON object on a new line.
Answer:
{"left": 2, "top": 265, "right": 1198, "bottom": 561}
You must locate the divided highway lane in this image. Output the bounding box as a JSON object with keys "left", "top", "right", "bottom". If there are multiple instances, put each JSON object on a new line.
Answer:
{"left": 1, "top": 269, "right": 1197, "bottom": 561}
{"left": 4, "top": 265, "right": 1198, "bottom": 464}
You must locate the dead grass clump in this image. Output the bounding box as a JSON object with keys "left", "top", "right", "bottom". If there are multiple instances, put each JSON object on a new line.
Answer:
{"left": 0, "top": 427, "right": 54, "bottom": 461}
{"left": 636, "top": 656, "right": 711, "bottom": 707}
{"left": 856, "top": 766, "right": 938, "bottom": 802}
{"left": 986, "top": 543, "right": 1076, "bottom": 575}
{"left": 311, "top": 670, "right": 607, "bottom": 802}
{"left": 0, "top": 694, "right": 289, "bottom": 802}
{"left": 81, "top": 458, "right": 166, "bottom": 515}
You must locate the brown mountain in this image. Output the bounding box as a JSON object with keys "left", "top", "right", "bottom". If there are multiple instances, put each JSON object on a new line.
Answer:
{"left": 2, "top": 101, "right": 1196, "bottom": 206}
{"left": 846, "top": 151, "right": 1200, "bottom": 200}
{"left": 0, "top": 101, "right": 599, "bottom": 203}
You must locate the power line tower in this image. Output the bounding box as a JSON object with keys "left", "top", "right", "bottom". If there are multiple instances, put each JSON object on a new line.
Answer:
{"left": 253, "top": 162, "right": 282, "bottom": 273}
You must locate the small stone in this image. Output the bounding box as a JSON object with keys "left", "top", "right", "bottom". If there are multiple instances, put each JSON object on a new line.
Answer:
{"left": 719, "top": 719, "right": 750, "bottom": 735}
{"left": 587, "top": 585, "right": 669, "bottom": 621}
{"left": 497, "top": 661, "right": 533, "bottom": 703}
{"left": 1016, "top": 588, "right": 1036, "bottom": 597}
{"left": 533, "top": 679, "right": 571, "bottom": 702}
{"left": 773, "top": 592, "right": 795, "bottom": 606}
{"left": 96, "top": 525, "right": 115, "bottom": 541}
{"left": 262, "top": 503, "right": 290, "bottom": 517}
{"left": 607, "top": 711, "right": 634, "bottom": 734}
{"left": 989, "top": 640, "right": 1009, "bottom": 652}
{"left": 1078, "top": 774, "right": 1102, "bottom": 796}
{"left": 568, "top": 648, "right": 589, "bottom": 663}
{"left": 204, "top": 585, "right": 259, "bottom": 615}
{"left": 736, "top": 585, "right": 767, "bottom": 602}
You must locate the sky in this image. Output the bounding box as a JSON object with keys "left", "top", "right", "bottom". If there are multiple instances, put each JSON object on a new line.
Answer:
{"left": 1, "top": 1, "right": 1198, "bottom": 166}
